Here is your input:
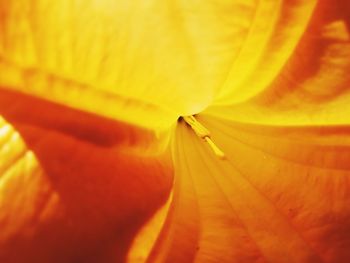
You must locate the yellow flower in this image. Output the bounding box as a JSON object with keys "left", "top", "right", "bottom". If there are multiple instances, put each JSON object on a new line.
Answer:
{"left": 0, "top": 0, "right": 350, "bottom": 262}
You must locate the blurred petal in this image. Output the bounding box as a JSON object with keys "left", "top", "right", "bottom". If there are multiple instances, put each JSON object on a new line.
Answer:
{"left": 0, "top": 90, "right": 173, "bottom": 263}
{"left": 0, "top": 0, "right": 268, "bottom": 124}
{"left": 127, "top": 193, "right": 172, "bottom": 262}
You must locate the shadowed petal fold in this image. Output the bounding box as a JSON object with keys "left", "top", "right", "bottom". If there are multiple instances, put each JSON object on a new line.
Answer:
{"left": 0, "top": 91, "right": 173, "bottom": 263}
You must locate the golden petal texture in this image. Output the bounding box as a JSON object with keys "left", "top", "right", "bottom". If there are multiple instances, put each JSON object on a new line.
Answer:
{"left": 154, "top": 116, "right": 349, "bottom": 263}
{"left": 0, "top": 0, "right": 350, "bottom": 263}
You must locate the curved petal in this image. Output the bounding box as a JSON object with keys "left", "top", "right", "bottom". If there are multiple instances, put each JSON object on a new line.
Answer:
{"left": 213, "top": 0, "right": 317, "bottom": 105}
{"left": 1, "top": 0, "right": 267, "bottom": 123}
{"left": 0, "top": 91, "right": 173, "bottom": 263}
{"left": 202, "top": 115, "right": 350, "bottom": 263}
{"left": 1, "top": 1, "right": 349, "bottom": 262}
{"left": 152, "top": 116, "right": 350, "bottom": 262}
{"left": 148, "top": 121, "right": 268, "bottom": 263}
{"left": 209, "top": 0, "right": 350, "bottom": 125}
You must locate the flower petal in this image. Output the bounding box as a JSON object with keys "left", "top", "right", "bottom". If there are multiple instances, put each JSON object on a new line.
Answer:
{"left": 2, "top": 0, "right": 316, "bottom": 119}
{"left": 0, "top": 0, "right": 265, "bottom": 121}
{"left": 214, "top": 0, "right": 317, "bottom": 105}
{"left": 210, "top": 1, "right": 350, "bottom": 125}
{"left": 0, "top": 90, "right": 173, "bottom": 262}
{"left": 150, "top": 116, "right": 350, "bottom": 262}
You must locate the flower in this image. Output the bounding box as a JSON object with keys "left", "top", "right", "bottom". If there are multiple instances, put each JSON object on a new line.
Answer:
{"left": 0, "top": 0, "right": 350, "bottom": 262}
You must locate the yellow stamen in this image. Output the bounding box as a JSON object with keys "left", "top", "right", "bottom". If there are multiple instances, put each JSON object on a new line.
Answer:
{"left": 183, "top": 115, "right": 225, "bottom": 159}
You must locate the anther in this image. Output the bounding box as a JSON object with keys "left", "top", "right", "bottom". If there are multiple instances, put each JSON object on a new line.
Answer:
{"left": 183, "top": 115, "right": 225, "bottom": 159}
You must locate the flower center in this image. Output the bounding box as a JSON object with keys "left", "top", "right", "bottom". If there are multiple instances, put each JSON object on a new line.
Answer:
{"left": 182, "top": 115, "right": 225, "bottom": 159}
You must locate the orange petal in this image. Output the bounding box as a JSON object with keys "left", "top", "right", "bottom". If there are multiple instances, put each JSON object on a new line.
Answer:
{"left": 151, "top": 116, "right": 350, "bottom": 262}
{"left": 0, "top": 90, "right": 173, "bottom": 262}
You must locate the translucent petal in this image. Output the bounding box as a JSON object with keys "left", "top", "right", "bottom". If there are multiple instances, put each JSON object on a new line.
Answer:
{"left": 0, "top": 94, "right": 173, "bottom": 262}
{"left": 150, "top": 117, "right": 350, "bottom": 262}
{"left": 0, "top": 0, "right": 263, "bottom": 128}
{"left": 213, "top": 0, "right": 317, "bottom": 105}
{"left": 209, "top": 1, "right": 350, "bottom": 125}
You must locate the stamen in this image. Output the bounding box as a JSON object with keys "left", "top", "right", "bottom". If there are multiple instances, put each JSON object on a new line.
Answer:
{"left": 204, "top": 137, "right": 225, "bottom": 159}
{"left": 183, "top": 115, "right": 225, "bottom": 159}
